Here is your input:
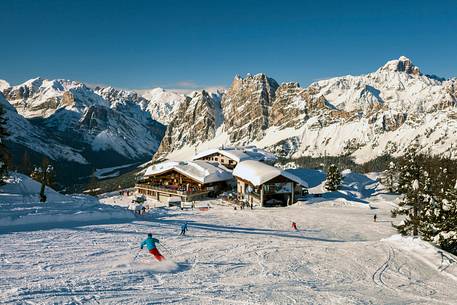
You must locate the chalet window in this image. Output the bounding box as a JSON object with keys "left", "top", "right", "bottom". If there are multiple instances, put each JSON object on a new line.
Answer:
{"left": 215, "top": 158, "right": 218, "bottom": 161}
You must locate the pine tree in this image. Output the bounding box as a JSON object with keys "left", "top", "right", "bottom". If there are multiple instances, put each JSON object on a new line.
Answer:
{"left": 391, "top": 144, "right": 429, "bottom": 236}
{"left": 425, "top": 177, "right": 457, "bottom": 254}
{"left": 31, "top": 158, "right": 55, "bottom": 203}
{"left": 383, "top": 161, "right": 398, "bottom": 192}
{"left": 0, "top": 103, "right": 10, "bottom": 184}
{"left": 21, "top": 151, "right": 32, "bottom": 175}
{"left": 325, "top": 164, "right": 342, "bottom": 191}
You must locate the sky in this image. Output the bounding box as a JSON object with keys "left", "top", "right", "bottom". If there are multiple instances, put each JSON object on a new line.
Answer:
{"left": 1, "top": 0, "right": 456, "bottom": 90}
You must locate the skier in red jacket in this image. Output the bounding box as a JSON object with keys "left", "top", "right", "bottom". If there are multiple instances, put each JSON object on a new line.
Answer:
{"left": 292, "top": 221, "right": 298, "bottom": 231}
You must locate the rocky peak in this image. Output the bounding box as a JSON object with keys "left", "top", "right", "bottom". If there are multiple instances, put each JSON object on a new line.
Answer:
{"left": 153, "top": 90, "right": 221, "bottom": 160}
{"left": 378, "top": 56, "right": 421, "bottom": 75}
{"left": 222, "top": 73, "right": 279, "bottom": 143}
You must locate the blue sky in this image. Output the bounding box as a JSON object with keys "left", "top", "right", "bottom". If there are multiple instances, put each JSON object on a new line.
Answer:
{"left": 1, "top": 0, "right": 456, "bottom": 90}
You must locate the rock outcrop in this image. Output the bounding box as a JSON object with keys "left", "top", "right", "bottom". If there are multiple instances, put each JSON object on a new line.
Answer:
{"left": 154, "top": 90, "right": 221, "bottom": 160}
{"left": 222, "top": 74, "right": 278, "bottom": 143}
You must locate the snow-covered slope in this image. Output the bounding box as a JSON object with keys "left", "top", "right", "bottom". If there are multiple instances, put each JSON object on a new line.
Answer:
{"left": 155, "top": 57, "right": 457, "bottom": 163}
{"left": 0, "top": 173, "right": 134, "bottom": 232}
{"left": 2, "top": 176, "right": 456, "bottom": 304}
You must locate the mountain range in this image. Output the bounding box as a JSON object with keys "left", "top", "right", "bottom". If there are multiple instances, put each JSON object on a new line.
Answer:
{"left": 1, "top": 56, "right": 456, "bottom": 189}
{"left": 154, "top": 56, "right": 457, "bottom": 164}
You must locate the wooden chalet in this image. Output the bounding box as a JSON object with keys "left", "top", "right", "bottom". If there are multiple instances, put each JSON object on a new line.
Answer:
{"left": 192, "top": 147, "right": 277, "bottom": 169}
{"left": 135, "top": 160, "right": 233, "bottom": 203}
{"left": 232, "top": 160, "right": 308, "bottom": 207}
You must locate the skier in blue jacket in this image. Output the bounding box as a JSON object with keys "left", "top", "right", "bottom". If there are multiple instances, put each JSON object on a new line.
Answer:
{"left": 179, "top": 222, "right": 188, "bottom": 236}
{"left": 140, "top": 233, "right": 165, "bottom": 261}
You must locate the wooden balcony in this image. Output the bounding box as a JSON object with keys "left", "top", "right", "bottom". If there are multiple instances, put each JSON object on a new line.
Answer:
{"left": 135, "top": 183, "right": 209, "bottom": 197}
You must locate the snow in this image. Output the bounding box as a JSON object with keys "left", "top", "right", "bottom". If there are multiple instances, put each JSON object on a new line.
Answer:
{"left": 94, "top": 163, "right": 138, "bottom": 179}
{"left": 144, "top": 160, "right": 233, "bottom": 184}
{"left": 0, "top": 173, "right": 134, "bottom": 233}
{"left": 233, "top": 160, "right": 308, "bottom": 187}
{"left": 1, "top": 170, "right": 456, "bottom": 304}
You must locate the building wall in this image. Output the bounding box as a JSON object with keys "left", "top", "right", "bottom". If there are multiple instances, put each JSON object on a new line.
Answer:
{"left": 197, "top": 153, "right": 238, "bottom": 169}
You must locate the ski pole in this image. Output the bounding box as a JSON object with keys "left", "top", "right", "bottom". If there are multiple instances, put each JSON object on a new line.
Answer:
{"left": 133, "top": 249, "right": 141, "bottom": 261}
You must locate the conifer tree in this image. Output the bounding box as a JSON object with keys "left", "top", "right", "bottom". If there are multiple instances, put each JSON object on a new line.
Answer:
{"left": 0, "top": 103, "right": 10, "bottom": 183}
{"left": 325, "top": 164, "right": 342, "bottom": 191}
{"left": 383, "top": 161, "right": 398, "bottom": 192}
{"left": 423, "top": 176, "right": 457, "bottom": 254}
{"left": 391, "top": 144, "right": 428, "bottom": 236}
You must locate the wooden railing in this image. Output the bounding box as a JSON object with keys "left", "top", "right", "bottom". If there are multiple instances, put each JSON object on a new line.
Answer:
{"left": 135, "top": 184, "right": 208, "bottom": 196}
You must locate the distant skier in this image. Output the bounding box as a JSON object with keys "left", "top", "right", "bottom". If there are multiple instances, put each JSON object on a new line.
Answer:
{"left": 373, "top": 214, "right": 377, "bottom": 222}
{"left": 292, "top": 221, "right": 298, "bottom": 231}
{"left": 180, "top": 222, "right": 188, "bottom": 236}
{"left": 250, "top": 203, "right": 253, "bottom": 210}
{"left": 140, "top": 233, "right": 165, "bottom": 261}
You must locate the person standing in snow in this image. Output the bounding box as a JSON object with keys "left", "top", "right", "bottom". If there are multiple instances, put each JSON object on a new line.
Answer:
{"left": 292, "top": 221, "right": 298, "bottom": 231}
{"left": 373, "top": 214, "right": 377, "bottom": 222}
{"left": 140, "top": 233, "right": 165, "bottom": 261}
{"left": 180, "top": 222, "right": 188, "bottom": 236}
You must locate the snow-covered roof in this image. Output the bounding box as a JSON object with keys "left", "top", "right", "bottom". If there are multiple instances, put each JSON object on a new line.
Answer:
{"left": 232, "top": 160, "right": 308, "bottom": 187}
{"left": 193, "top": 146, "right": 277, "bottom": 163}
{"left": 144, "top": 160, "right": 233, "bottom": 184}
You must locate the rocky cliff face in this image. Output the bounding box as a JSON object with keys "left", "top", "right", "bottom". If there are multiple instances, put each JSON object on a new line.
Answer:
{"left": 155, "top": 56, "right": 457, "bottom": 163}
{"left": 154, "top": 90, "right": 221, "bottom": 160}
{"left": 222, "top": 74, "right": 278, "bottom": 143}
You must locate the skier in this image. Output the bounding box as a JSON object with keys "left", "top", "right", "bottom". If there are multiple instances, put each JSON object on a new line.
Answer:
{"left": 140, "top": 233, "right": 165, "bottom": 261}
{"left": 373, "top": 214, "right": 377, "bottom": 222}
{"left": 180, "top": 222, "right": 188, "bottom": 236}
{"left": 292, "top": 221, "right": 298, "bottom": 231}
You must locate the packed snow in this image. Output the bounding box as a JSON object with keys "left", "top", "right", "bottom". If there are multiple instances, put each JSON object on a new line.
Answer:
{"left": 1, "top": 171, "right": 456, "bottom": 304}
{"left": 95, "top": 163, "right": 139, "bottom": 180}
{"left": 0, "top": 173, "right": 133, "bottom": 233}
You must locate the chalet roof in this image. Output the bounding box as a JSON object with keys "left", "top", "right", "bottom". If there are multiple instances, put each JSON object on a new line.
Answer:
{"left": 232, "top": 160, "right": 308, "bottom": 187}
{"left": 192, "top": 146, "right": 277, "bottom": 163}
{"left": 144, "top": 160, "right": 233, "bottom": 184}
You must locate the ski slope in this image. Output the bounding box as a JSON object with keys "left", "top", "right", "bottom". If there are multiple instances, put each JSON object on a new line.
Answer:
{"left": 1, "top": 178, "right": 457, "bottom": 304}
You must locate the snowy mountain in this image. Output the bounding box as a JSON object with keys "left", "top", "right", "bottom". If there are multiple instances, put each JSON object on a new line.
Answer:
{"left": 137, "top": 88, "right": 186, "bottom": 125}
{"left": 0, "top": 92, "right": 87, "bottom": 164}
{"left": 154, "top": 56, "right": 457, "bottom": 163}
{"left": 2, "top": 78, "right": 165, "bottom": 161}
{"left": 1, "top": 79, "right": 167, "bottom": 187}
